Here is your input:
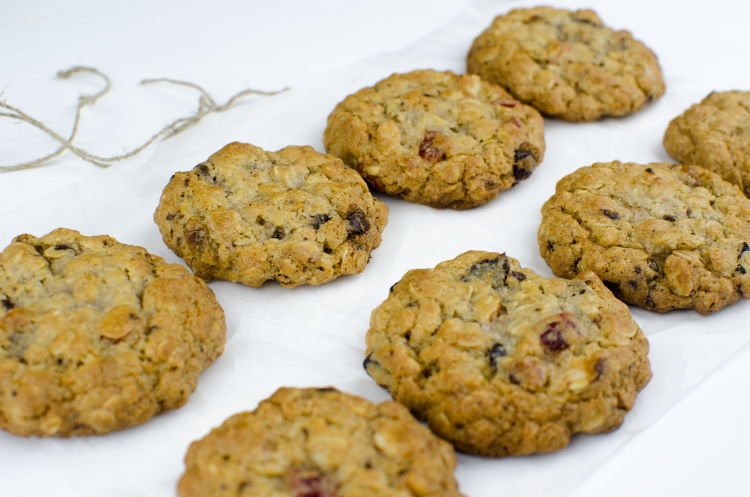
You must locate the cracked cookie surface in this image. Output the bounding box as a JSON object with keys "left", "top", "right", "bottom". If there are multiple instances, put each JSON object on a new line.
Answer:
{"left": 323, "top": 70, "right": 544, "bottom": 209}
{"left": 467, "top": 7, "right": 664, "bottom": 121}
{"left": 155, "top": 143, "right": 388, "bottom": 288}
{"left": 664, "top": 91, "right": 750, "bottom": 197}
{"left": 539, "top": 161, "right": 750, "bottom": 314}
{"left": 178, "top": 387, "right": 463, "bottom": 497}
{"left": 364, "top": 251, "right": 650, "bottom": 457}
{"left": 0, "top": 228, "right": 226, "bottom": 437}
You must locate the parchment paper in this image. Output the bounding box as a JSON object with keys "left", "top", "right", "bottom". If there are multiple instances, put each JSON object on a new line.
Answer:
{"left": 2, "top": 1, "right": 749, "bottom": 495}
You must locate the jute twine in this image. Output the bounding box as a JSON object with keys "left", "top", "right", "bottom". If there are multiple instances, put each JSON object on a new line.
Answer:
{"left": 0, "top": 67, "right": 285, "bottom": 173}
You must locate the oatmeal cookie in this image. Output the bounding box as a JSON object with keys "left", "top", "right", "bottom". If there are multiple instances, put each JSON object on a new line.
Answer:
{"left": 154, "top": 143, "right": 388, "bottom": 288}
{"left": 0, "top": 228, "right": 226, "bottom": 437}
{"left": 364, "top": 251, "right": 650, "bottom": 457}
{"left": 664, "top": 91, "right": 750, "bottom": 197}
{"left": 467, "top": 7, "right": 665, "bottom": 121}
{"left": 539, "top": 161, "right": 750, "bottom": 314}
{"left": 323, "top": 70, "right": 544, "bottom": 209}
{"left": 178, "top": 387, "right": 463, "bottom": 497}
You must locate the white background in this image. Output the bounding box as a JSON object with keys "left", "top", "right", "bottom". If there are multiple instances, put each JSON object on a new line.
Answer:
{"left": 2, "top": 1, "right": 749, "bottom": 495}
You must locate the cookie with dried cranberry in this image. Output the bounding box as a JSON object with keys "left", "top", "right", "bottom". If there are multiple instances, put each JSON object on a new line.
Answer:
{"left": 323, "top": 70, "right": 544, "bottom": 209}
{"left": 0, "top": 228, "right": 226, "bottom": 437}
{"left": 538, "top": 161, "right": 750, "bottom": 315}
{"left": 177, "top": 387, "right": 463, "bottom": 497}
{"left": 664, "top": 91, "right": 750, "bottom": 196}
{"left": 155, "top": 142, "right": 388, "bottom": 288}
{"left": 467, "top": 7, "right": 664, "bottom": 121}
{"left": 364, "top": 251, "right": 650, "bottom": 457}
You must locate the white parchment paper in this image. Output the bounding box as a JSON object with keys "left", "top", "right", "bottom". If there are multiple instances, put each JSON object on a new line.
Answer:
{"left": 2, "top": 1, "right": 749, "bottom": 495}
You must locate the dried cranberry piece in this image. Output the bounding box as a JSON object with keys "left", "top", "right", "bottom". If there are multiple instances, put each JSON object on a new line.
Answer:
{"left": 600, "top": 209, "right": 620, "bottom": 220}
{"left": 186, "top": 229, "right": 206, "bottom": 245}
{"left": 418, "top": 131, "right": 445, "bottom": 163}
{"left": 540, "top": 314, "right": 575, "bottom": 353}
{"left": 289, "top": 469, "right": 337, "bottom": 497}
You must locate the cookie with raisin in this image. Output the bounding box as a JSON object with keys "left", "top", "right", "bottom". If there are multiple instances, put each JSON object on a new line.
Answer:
{"left": 467, "top": 7, "right": 664, "bottom": 121}
{"left": 0, "top": 228, "right": 226, "bottom": 437}
{"left": 539, "top": 161, "right": 750, "bottom": 314}
{"left": 364, "top": 251, "right": 651, "bottom": 457}
{"left": 154, "top": 143, "right": 388, "bottom": 288}
{"left": 323, "top": 70, "right": 544, "bottom": 209}
{"left": 178, "top": 387, "right": 463, "bottom": 497}
{"left": 664, "top": 91, "right": 750, "bottom": 196}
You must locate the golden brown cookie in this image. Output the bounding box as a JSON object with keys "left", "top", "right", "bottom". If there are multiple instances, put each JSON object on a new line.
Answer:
{"left": 364, "top": 251, "right": 651, "bottom": 457}
{"left": 178, "top": 387, "right": 463, "bottom": 497}
{"left": 539, "top": 161, "right": 750, "bottom": 315}
{"left": 467, "top": 7, "right": 665, "bottom": 121}
{"left": 664, "top": 91, "right": 750, "bottom": 196}
{"left": 0, "top": 228, "right": 226, "bottom": 437}
{"left": 323, "top": 70, "right": 544, "bottom": 209}
{"left": 154, "top": 143, "right": 388, "bottom": 288}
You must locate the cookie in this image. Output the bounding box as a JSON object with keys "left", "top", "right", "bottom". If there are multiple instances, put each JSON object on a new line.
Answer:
{"left": 539, "top": 161, "right": 750, "bottom": 315}
{"left": 467, "top": 7, "right": 665, "bottom": 121}
{"left": 154, "top": 143, "right": 388, "bottom": 288}
{"left": 323, "top": 70, "right": 545, "bottom": 209}
{"left": 364, "top": 251, "right": 651, "bottom": 457}
{"left": 664, "top": 91, "right": 750, "bottom": 197}
{"left": 178, "top": 387, "right": 463, "bottom": 497}
{"left": 0, "top": 228, "right": 226, "bottom": 437}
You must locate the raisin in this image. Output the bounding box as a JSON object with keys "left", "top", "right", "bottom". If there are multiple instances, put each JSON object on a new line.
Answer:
{"left": 603, "top": 281, "right": 622, "bottom": 298}
{"left": 500, "top": 102, "right": 517, "bottom": 107}
{"left": 469, "top": 257, "right": 500, "bottom": 275}
{"left": 418, "top": 131, "right": 445, "bottom": 163}
{"left": 488, "top": 343, "right": 507, "bottom": 369}
{"left": 740, "top": 242, "right": 750, "bottom": 258}
{"left": 646, "top": 168, "right": 654, "bottom": 173}
{"left": 346, "top": 210, "right": 369, "bottom": 235}
{"left": 600, "top": 209, "right": 620, "bottom": 220}
{"left": 649, "top": 257, "right": 660, "bottom": 273}
{"left": 198, "top": 164, "right": 209, "bottom": 175}
{"left": 54, "top": 244, "right": 72, "bottom": 251}
{"left": 184, "top": 178, "right": 190, "bottom": 186}
{"left": 573, "top": 17, "right": 602, "bottom": 27}
{"left": 166, "top": 213, "right": 175, "bottom": 220}
{"left": 272, "top": 228, "right": 285, "bottom": 239}
{"left": 363, "top": 352, "right": 378, "bottom": 371}
{"left": 503, "top": 259, "right": 509, "bottom": 271}
{"left": 663, "top": 215, "right": 676, "bottom": 222}
{"left": 311, "top": 214, "right": 330, "bottom": 230}
{"left": 737, "top": 265, "right": 747, "bottom": 274}
{"left": 514, "top": 150, "right": 532, "bottom": 162}
{"left": 511, "top": 271, "right": 526, "bottom": 281}
{"left": 628, "top": 280, "right": 638, "bottom": 289}
{"left": 634, "top": 266, "right": 642, "bottom": 274}
{"left": 186, "top": 229, "right": 206, "bottom": 245}
{"left": 316, "top": 387, "right": 337, "bottom": 392}
{"left": 546, "top": 241, "right": 554, "bottom": 252}
{"left": 389, "top": 282, "right": 397, "bottom": 293}
{"left": 1, "top": 297, "right": 13, "bottom": 310}
{"left": 513, "top": 163, "right": 532, "bottom": 180}
{"left": 646, "top": 293, "right": 656, "bottom": 308}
